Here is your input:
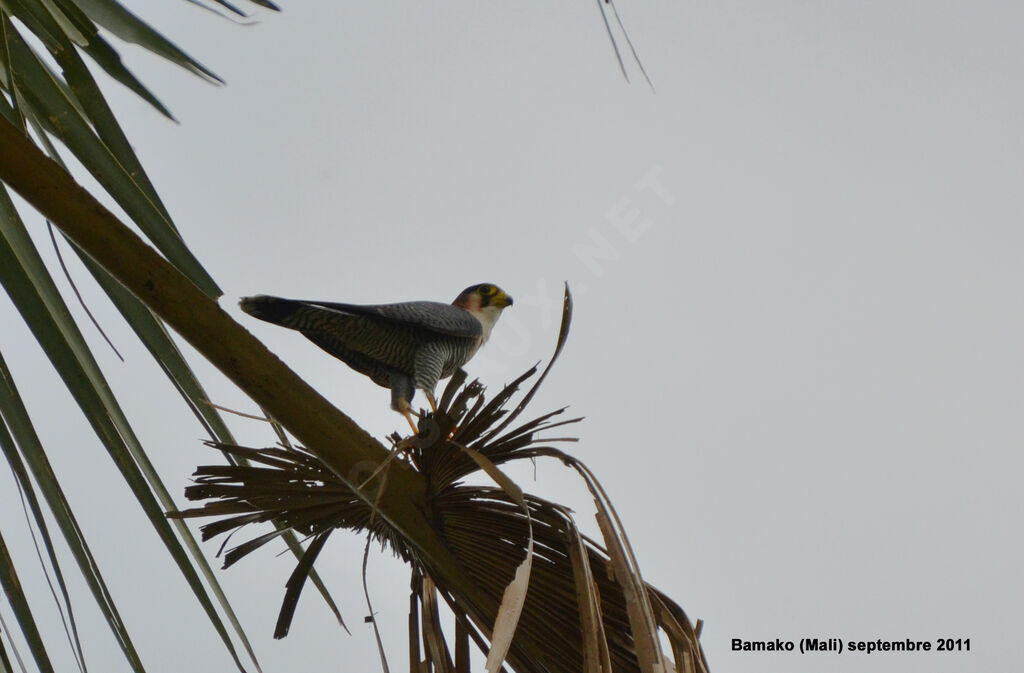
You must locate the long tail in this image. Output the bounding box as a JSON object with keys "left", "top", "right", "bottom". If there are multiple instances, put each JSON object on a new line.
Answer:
{"left": 238, "top": 295, "right": 304, "bottom": 326}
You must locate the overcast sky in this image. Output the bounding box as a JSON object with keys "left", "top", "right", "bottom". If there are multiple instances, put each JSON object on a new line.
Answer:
{"left": 2, "top": 1, "right": 1022, "bottom": 672}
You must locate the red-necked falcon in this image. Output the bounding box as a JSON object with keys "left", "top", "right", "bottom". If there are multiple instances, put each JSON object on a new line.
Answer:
{"left": 239, "top": 283, "right": 513, "bottom": 432}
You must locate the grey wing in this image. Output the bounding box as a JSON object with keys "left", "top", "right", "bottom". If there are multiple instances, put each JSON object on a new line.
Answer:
{"left": 302, "top": 330, "right": 394, "bottom": 388}
{"left": 240, "top": 295, "right": 479, "bottom": 380}
{"left": 282, "top": 305, "right": 427, "bottom": 373}
{"left": 302, "top": 326, "right": 418, "bottom": 410}
{"left": 307, "top": 300, "right": 483, "bottom": 338}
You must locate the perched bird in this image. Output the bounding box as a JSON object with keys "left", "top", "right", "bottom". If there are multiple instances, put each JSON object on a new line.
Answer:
{"left": 239, "top": 283, "right": 513, "bottom": 432}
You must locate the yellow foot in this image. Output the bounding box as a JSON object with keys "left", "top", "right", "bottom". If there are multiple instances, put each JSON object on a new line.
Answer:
{"left": 397, "top": 398, "right": 419, "bottom": 435}
{"left": 402, "top": 410, "right": 418, "bottom": 434}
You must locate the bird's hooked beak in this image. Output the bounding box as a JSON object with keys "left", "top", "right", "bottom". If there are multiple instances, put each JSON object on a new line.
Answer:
{"left": 491, "top": 291, "right": 513, "bottom": 309}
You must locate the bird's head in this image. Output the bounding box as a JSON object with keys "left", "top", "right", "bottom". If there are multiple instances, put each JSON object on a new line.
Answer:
{"left": 453, "top": 283, "right": 513, "bottom": 339}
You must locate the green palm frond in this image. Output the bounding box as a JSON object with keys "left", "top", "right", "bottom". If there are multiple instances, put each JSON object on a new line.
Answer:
{"left": 0, "top": 2, "right": 327, "bottom": 671}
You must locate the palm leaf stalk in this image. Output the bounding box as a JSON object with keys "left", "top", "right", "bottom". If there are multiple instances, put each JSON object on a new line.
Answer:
{"left": 173, "top": 294, "right": 710, "bottom": 673}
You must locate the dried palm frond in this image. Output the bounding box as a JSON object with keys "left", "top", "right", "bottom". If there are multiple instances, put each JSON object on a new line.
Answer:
{"left": 173, "top": 286, "right": 709, "bottom": 672}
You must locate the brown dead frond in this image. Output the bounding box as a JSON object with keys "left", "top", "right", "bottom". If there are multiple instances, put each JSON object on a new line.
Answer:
{"left": 173, "top": 285, "right": 709, "bottom": 672}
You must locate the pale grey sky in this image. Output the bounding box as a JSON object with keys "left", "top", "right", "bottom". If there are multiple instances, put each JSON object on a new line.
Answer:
{"left": 1, "top": 1, "right": 1022, "bottom": 672}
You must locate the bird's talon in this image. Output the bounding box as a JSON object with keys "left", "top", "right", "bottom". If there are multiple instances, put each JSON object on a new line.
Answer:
{"left": 400, "top": 408, "right": 419, "bottom": 435}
